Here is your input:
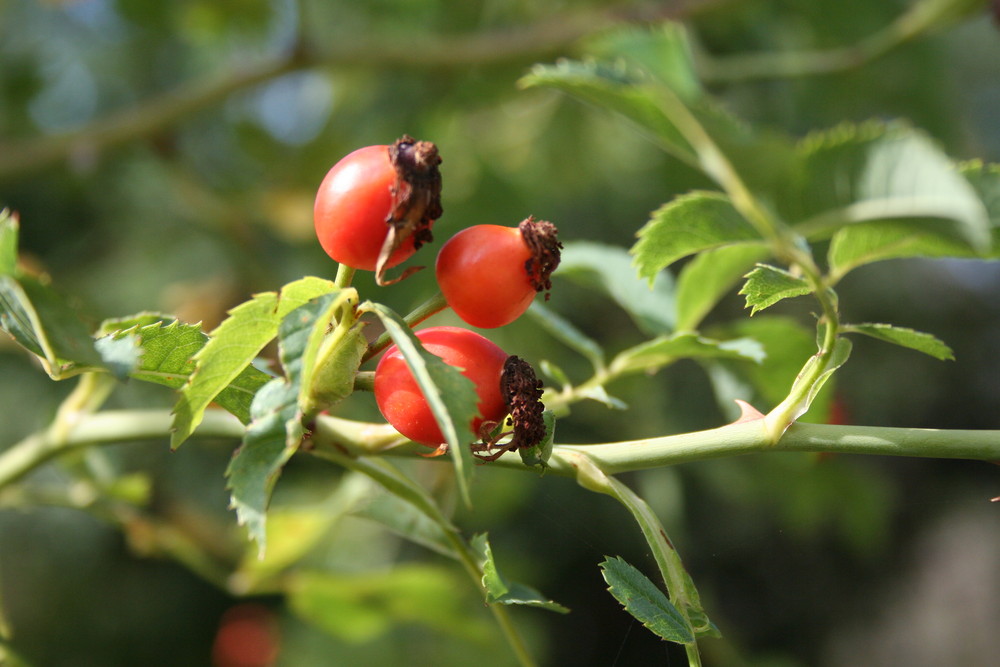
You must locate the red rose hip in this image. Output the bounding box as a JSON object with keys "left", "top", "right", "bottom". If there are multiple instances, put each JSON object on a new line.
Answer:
{"left": 374, "top": 326, "right": 508, "bottom": 446}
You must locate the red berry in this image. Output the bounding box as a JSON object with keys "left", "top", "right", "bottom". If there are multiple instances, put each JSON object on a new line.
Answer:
{"left": 435, "top": 218, "right": 561, "bottom": 328}
{"left": 313, "top": 137, "right": 441, "bottom": 277}
{"left": 374, "top": 327, "right": 508, "bottom": 446}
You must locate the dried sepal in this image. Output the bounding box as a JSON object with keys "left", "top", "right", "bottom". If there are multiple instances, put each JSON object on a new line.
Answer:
{"left": 375, "top": 135, "right": 443, "bottom": 285}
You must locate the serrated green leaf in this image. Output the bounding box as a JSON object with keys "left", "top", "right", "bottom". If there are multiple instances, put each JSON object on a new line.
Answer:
{"left": 520, "top": 59, "right": 697, "bottom": 164}
{"left": 739, "top": 264, "right": 812, "bottom": 314}
{"left": 600, "top": 556, "right": 694, "bottom": 644}
{"left": 171, "top": 276, "right": 336, "bottom": 449}
{"left": 557, "top": 241, "right": 675, "bottom": 335}
{"left": 585, "top": 23, "right": 701, "bottom": 100}
{"left": 287, "top": 566, "right": 491, "bottom": 643}
{"left": 845, "top": 323, "right": 954, "bottom": 361}
{"left": 0, "top": 275, "right": 104, "bottom": 379}
{"left": 527, "top": 302, "right": 604, "bottom": 371}
{"left": 104, "top": 319, "right": 269, "bottom": 424}
{"left": 633, "top": 192, "right": 761, "bottom": 282}
{"left": 227, "top": 378, "right": 302, "bottom": 552}
{"left": 782, "top": 122, "right": 992, "bottom": 277}
{"left": 0, "top": 209, "right": 18, "bottom": 277}
{"left": 675, "top": 243, "right": 771, "bottom": 331}
{"left": 793, "top": 122, "right": 989, "bottom": 242}
{"left": 475, "top": 533, "right": 569, "bottom": 613}
{"left": 610, "top": 332, "right": 765, "bottom": 376}
{"left": 362, "top": 302, "right": 480, "bottom": 506}
{"left": 96, "top": 312, "right": 174, "bottom": 336}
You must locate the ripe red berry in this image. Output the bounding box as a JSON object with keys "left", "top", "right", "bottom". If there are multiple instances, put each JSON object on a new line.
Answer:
{"left": 374, "top": 327, "right": 508, "bottom": 446}
{"left": 313, "top": 137, "right": 441, "bottom": 281}
{"left": 435, "top": 218, "right": 561, "bottom": 328}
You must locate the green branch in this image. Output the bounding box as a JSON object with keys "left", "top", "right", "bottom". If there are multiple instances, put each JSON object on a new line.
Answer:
{"left": 4, "top": 409, "right": 999, "bottom": 493}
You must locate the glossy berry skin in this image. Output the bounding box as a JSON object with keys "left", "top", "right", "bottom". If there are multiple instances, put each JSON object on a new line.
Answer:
{"left": 314, "top": 145, "right": 416, "bottom": 271}
{"left": 374, "top": 327, "right": 508, "bottom": 446}
{"left": 435, "top": 225, "right": 535, "bottom": 328}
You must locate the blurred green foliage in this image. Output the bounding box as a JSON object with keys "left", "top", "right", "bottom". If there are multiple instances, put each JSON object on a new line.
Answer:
{"left": 2, "top": 1, "right": 1000, "bottom": 666}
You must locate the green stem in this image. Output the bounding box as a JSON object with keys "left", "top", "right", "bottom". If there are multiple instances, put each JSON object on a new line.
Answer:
{"left": 572, "top": 452, "right": 706, "bottom": 663}
{"left": 6, "top": 409, "right": 1000, "bottom": 493}
{"left": 0, "top": 409, "right": 244, "bottom": 491}
{"left": 362, "top": 291, "right": 449, "bottom": 363}
{"left": 334, "top": 263, "right": 356, "bottom": 289}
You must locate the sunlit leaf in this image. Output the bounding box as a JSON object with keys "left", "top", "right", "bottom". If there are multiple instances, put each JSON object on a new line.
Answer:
{"left": 633, "top": 192, "right": 761, "bottom": 282}
{"left": 739, "top": 264, "right": 812, "bottom": 314}
{"left": 171, "top": 276, "right": 336, "bottom": 449}
{"left": 520, "top": 59, "right": 697, "bottom": 164}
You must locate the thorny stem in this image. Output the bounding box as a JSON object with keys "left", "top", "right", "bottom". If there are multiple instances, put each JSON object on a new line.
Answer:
{"left": 7, "top": 409, "right": 1000, "bottom": 493}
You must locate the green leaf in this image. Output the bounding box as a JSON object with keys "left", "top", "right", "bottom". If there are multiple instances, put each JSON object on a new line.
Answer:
{"left": 520, "top": 59, "right": 697, "bottom": 165}
{"left": 826, "top": 160, "right": 1000, "bottom": 264}
{"left": 633, "top": 192, "right": 761, "bottom": 282}
{"left": 845, "top": 323, "right": 954, "bottom": 361}
{"left": 105, "top": 320, "right": 270, "bottom": 424}
{"left": 675, "top": 243, "right": 771, "bottom": 331}
{"left": 585, "top": 23, "right": 701, "bottom": 100}
{"left": 782, "top": 122, "right": 992, "bottom": 277}
{"left": 0, "top": 209, "right": 17, "bottom": 277}
{"left": 783, "top": 337, "right": 853, "bottom": 423}
{"left": 226, "top": 378, "right": 302, "bottom": 552}
{"left": 518, "top": 410, "right": 556, "bottom": 469}
{"left": 362, "top": 302, "right": 480, "bottom": 506}
{"left": 171, "top": 276, "right": 336, "bottom": 449}
{"left": 610, "top": 332, "right": 764, "bottom": 376}
{"left": 287, "top": 566, "right": 491, "bottom": 643}
{"left": 527, "top": 302, "right": 605, "bottom": 371}
{"left": 600, "top": 556, "right": 694, "bottom": 644}
{"left": 0, "top": 275, "right": 104, "bottom": 379}
{"left": 739, "top": 264, "right": 812, "bottom": 314}
{"left": 557, "top": 241, "right": 675, "bottom": 335}
{"left": 475, "top": 533, "right": 569, "bottom": 613}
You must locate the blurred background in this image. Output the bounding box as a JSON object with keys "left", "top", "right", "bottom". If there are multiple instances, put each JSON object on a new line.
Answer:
{"left": 1, "top": 0, "right": 999, "bottom": 665}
